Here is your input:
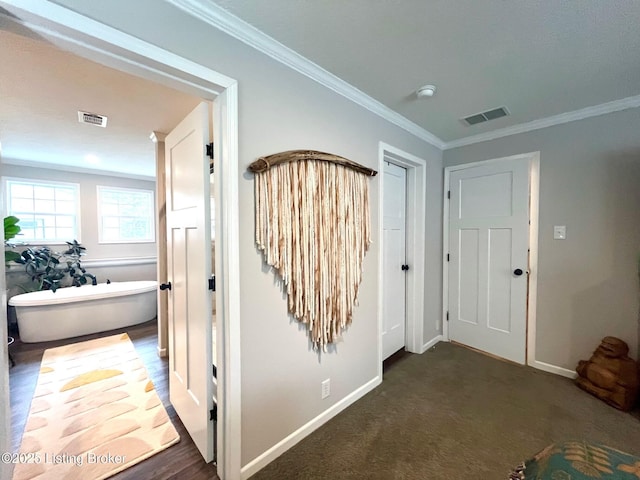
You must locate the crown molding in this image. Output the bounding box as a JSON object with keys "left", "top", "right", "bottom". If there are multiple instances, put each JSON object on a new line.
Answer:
{"left": 166, "top": 0, "right": 447, "bottom": 150}
{"left": 444, "top": 94, "right": 640, "bottom": 150}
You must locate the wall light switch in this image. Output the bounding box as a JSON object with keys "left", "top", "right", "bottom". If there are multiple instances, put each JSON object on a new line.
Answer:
{"left": 321, "top": 379, "right": 330, "bottom": 399}
{"left": 553, "top": 225, "right": 566, "bottom": 240}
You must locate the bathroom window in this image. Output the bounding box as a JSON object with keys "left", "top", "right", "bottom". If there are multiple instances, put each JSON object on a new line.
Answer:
{"left": 97, "top": 186, "right": 155, "bottom": 243}
{"left": 4, "top": 178, "right": 80, "bottom": 243}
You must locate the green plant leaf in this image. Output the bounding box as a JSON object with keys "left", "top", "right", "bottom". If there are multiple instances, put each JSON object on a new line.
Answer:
{"left": 4, "top": 251, "right": 20, "bottom": 263}
{"left": 4, "top": 216, "right": 21, "bottom": 242}
{"left": 13, "top": 240, "right": 97, "bottom": 291}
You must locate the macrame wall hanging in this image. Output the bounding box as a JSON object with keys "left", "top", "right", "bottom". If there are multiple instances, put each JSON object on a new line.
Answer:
{"left": 248, "top": 150, "right": 377, "bottom": 350}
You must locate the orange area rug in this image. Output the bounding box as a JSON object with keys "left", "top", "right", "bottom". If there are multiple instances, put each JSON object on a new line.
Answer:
{"left": 12, "top": 333, "right": 180, "bottom": 480}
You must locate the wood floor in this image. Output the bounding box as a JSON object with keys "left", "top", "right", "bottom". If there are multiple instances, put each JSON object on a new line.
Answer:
{"left": 8, "top": 320, "right": 220, "bottom": 480}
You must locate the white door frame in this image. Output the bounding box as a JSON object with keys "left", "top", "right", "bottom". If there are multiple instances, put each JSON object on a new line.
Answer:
{"left": 377, "top": 142, "right": 427, "bottom": 374}
{"left": 0, "top": 2, "right": 242, "bottom": 479}
{"left": 0, "top": 192, "right": 10, "bottom": 480}
{"left": 442, "top": 152, "right": 540, "bottom": 366}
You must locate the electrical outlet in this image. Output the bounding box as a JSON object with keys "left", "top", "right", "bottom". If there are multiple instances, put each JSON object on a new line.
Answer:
{"left": 321, "top": 379, "right": 330, "bottom": 399}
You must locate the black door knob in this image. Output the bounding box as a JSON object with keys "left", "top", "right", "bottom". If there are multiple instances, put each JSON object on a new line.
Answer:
{"left": 513, "top": 269, "right": 524, "bottom": 276}
{"left": 159, "top": 282, "right": 172, "bottom": 291}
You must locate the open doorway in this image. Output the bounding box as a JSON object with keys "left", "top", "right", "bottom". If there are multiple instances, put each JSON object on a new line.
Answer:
{"left": 377, "top": 143, "right": 428, "bottom": 373}
{"left": 0, "top": 3, "right": 240, "bottom": 479}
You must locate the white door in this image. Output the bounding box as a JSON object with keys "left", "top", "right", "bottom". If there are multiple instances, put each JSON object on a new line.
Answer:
{"left": 164, "top": 101, "right": 215, "bottom": 462}
{"left": 448, "top": 157, "right": 530, "bottom": 364}
{"left": 382, "top": 162, "right": 407, "bottom": 360}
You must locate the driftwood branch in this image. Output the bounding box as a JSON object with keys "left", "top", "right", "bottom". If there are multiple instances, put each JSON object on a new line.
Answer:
{"left": 247, "top": 150, "right": 378, "bottom": 177}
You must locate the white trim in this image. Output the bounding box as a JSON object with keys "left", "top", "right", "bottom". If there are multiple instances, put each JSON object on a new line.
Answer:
{"left": 167, "top": 0, "right": 446, "bottom": 150}
{"left": 444, "top": 95, "right": 640, "bottom": 150}
{"left": 1, "top": 157, "right": 156, "bottom": 181}
{"left": 215, "top": 83, "right": 242, "bottom": 480}
{"left": 82, "top": 256, "right": 157, "bottom": 268}
{"left": 442, "top": 167, "right": 451, "bottom": 341}
{"left": 0, "top": 5, "right": 234, "bottom": 94}
{"left": 377, "top": 143, "right": 427, "bottom": 372}
{"left": 240, "top": 375, "right": 381, "bottom": 479}
{"left": 5, "top": 256, "right": 157, "bottom": 272}
{"left": 421, "top": 335, "right": 443, "bottom": 353}
{"left": 0, "top": 186, "right": 10, "bottom": 480}
{"left": 157, "top": 346, "right": 168, "bottom": 358}
{"left": 527, "top": 155, "right": 540, "bottom": 367}
{"left": 442, "top": 152, "right": 540, "bottom": 368}
{"left": 532, "top": 361, "right": 577, "bottom": 379}
{"left": 0, "top": 2, "right": 242, "bottom": 479}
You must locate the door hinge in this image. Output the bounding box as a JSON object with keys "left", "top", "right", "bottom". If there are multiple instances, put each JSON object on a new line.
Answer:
{"left": 447, "top": 190, "right": 451, "bottom": 199}
{"left": 208, "top": 275, "right": 216, "bottom": 291}
{"left": 210, "top": 404, "right": 217, "bottom": 422}
{"left": 447, "top": 253, "right": 450, "bottom": 262}
{"left": 206, "top": 142, "right": 214, "bottom": 159}
{"left": 401, "top": 264, "right": 409, "bottom": 271}
{"left": 446, "top": 311, "right": 449, "bottom": 321}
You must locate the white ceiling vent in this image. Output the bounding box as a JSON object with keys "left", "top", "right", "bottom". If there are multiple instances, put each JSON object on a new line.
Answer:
{"left": 462, "top": 106, "right": 509, "bottom": 126}
{"left": 78, "top": 111, "right": 108, "bottom": 128}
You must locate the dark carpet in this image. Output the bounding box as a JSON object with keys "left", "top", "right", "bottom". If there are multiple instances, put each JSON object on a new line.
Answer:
{"left": 250, "top": 342, "right": 640, "bottom": 480}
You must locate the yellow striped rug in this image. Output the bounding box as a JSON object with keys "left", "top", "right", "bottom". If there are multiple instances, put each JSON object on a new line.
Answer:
{"left": 13, "top": 333, "right": 180, "bottom": 480}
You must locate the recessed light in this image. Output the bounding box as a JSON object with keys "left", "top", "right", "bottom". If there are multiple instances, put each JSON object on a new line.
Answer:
{"left": 84, "top": 154, "right": 100, "bottom": 165}
{"left": 416, "top": 84, "right": 436, "bottom": 98}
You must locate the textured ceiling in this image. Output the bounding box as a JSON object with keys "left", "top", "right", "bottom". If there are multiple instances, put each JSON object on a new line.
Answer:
{"left": 213, "top": 0, "right": 640, "bottom": 143}
{"left": 2, "top": 0, "right": 639, "bottom": 175}
{"left": 0, "top": 26, "right": 201, "bottom": 178}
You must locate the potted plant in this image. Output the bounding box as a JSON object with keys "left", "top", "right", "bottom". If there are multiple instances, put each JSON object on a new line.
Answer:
{"left": 4, "top": 216, "right": 22, "bottom": 264}
{"left": 15, "top": 240, "right": 97, "bottom": 292}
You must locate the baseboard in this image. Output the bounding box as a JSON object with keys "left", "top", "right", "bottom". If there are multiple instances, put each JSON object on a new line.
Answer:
{"left": 240, "top": 375, "right": 382, "bottom": 479}
{"left": 531, "top": 360, "right": 577, "bottom": 379}
{"left": 421, "top": 335, "right": 443, "bottom": 353}
{"left": 156, "top": 346, "right": 167, "bottom": 358}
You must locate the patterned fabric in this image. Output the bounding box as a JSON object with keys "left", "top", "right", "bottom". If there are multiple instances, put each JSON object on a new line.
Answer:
{"left": 510, "top": 441, "right": 640, "bottom": 479}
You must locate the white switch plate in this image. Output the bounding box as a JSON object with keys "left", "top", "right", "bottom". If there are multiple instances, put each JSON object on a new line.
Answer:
{"left": 321, "top": 378, "right": 330, "bottom": 399}
{"left": 553, "top": 225, "right": 566, "bottom": 240}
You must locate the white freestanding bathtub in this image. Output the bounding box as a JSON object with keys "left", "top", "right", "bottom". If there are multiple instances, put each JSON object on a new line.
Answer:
{"left": 9, "top": 281, "right": 157, "bottom": 343}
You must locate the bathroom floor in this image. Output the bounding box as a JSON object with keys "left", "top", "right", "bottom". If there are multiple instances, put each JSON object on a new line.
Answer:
{"left": 7, "top": 320, "right": 220, "bottom": 480}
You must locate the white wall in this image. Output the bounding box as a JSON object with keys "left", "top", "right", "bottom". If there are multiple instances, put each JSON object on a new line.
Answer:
{"left": 2, "top": 163, "right": 157, "bottom": 296}
{"left": 423, "top": 161, "right": 444, "bottom": 345}
{"left": 444, "top": 108, "right": 640, "bottom": 369}
{"left": 46, "top": 0, "right": 444, "bottom": 468}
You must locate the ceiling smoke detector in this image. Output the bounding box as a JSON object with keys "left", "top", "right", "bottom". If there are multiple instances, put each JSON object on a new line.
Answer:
{"left": 416, "top": 84, "right": 437, "bottom": 98}
{"left": 78, "top": 111, "right": 108, "bottom": 128}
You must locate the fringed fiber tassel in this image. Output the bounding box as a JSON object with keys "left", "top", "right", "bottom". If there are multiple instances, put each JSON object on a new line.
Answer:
{"left": 255, "top": 160, "right": 371, "bottom": 350}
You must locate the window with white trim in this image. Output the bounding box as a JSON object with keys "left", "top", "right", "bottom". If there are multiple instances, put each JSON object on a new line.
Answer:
{"left": 4, "top": 178, "right": 80, "bottom": 243}
{"left": 97, "top": 186, "right": 155, "bottom": 243}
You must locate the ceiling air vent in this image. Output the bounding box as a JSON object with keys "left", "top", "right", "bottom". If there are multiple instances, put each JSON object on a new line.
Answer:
{"left": 78, "top": 111, "right": 108, "bottom": 128}
{"left": 462, "top": 106, "right": 509, "bottom": 126}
